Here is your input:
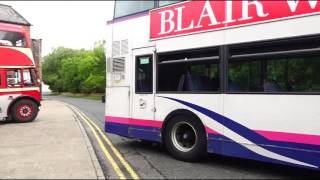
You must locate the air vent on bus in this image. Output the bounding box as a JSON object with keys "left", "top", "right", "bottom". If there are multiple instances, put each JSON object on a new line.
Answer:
{"left": 121, "top": 39, "right": 128, "bottom": 55}
{"left": 112, "top": 41, "right": 120, "bottom": 57}
{"left": 112, "top": 57, "right": 125, "bottom": 72}
{"left": 112, "top": 39, "right": 129, "bottom": 57}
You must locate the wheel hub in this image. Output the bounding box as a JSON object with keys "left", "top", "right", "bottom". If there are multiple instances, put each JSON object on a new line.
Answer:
{"left": 171, "top": 122, "right": 197, "bottom": 152}
{"left": 19, "top": 105, "right": 32, "bottom": 118}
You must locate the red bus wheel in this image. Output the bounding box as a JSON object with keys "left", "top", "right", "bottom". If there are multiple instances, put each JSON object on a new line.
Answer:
{"left": 11, "top": 99, "right": 39, "bottom": 123}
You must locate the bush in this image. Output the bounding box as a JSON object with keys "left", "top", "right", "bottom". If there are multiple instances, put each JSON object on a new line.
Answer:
{"left": 42, "top": 41, "right": 106, "bottom": 94}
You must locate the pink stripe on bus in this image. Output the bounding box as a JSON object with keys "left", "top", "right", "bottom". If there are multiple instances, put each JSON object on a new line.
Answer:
{"left": 106, "top": 116, "right": 130, "bottom": 124}
{"left": 206, "top": 127, "right": 220, "bottom": 135}
{"left": 106, "top": 116, "right": 221, "bottom": 134}
{"left": 256, "top": 130, "right": 320, "bottom": 145}
{"left": 106, "top": 116, "right": 320, "bottom": 145}
{"left": 105, "top": 116, "right": 163, "bottom": 128}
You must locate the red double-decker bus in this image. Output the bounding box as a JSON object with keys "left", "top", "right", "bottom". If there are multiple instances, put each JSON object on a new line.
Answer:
{"left": 0, "top": 4, "right": 41, "bottom": 123}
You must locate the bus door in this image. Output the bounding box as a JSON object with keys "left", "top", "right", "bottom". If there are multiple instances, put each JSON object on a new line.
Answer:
{"left": 130, "top": 47, "right": 157, "bottom": 141}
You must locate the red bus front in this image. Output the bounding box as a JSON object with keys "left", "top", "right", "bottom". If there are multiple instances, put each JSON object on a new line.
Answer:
{"left": 0, "top": 22, "right": 41, "bottom": 123}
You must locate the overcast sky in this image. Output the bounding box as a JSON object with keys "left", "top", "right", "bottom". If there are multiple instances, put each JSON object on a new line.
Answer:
{"left": 1, "top": 1, "right": 114, "bottom": 56}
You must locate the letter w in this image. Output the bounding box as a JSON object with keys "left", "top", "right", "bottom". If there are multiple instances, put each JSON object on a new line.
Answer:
{"left": 287, "top": 0, "right": 318, "bottom": 12}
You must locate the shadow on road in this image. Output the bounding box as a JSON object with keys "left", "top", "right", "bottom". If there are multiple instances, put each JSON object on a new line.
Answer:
{"left": 118, "top": 140, "right": 320, "bottom": 178}
{"left": 203, "top": 154, "right": 320, "bottom": 178}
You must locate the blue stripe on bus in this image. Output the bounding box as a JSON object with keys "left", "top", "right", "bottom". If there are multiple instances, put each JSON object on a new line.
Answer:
{"left": 208, "top": 134, "right": 320, "bottom": 170}
{"left": 159, "top": 96, "right": 269, "bottom": 144}
{"left": 159, "top": 96, "right": 320, "bottom": 169}
{"left": 106, "top": 121, "right": 320, "bottom": 170}
{"left": 209, "top": 135, "right": 317, "bottom": 170}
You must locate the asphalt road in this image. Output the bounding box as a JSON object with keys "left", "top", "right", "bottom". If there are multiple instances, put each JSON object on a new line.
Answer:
{"left": 46, "top": 95, "right": 320, "bottom": 179}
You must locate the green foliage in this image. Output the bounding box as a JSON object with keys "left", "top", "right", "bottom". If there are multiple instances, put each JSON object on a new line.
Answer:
{"left": 42, "top": 41, "right": 106, "bottom": 93}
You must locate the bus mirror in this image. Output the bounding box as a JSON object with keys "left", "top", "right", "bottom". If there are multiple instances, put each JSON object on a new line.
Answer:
{"left": 101, "top": 95, "right": 105, "bottom": 103}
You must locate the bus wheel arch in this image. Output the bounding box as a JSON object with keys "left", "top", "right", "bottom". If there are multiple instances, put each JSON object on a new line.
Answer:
{"left": 8, "top": 96, "right": 40, "bottom": 123}
{"left": 161, "top": 109, "right": 207, "bottom": 161}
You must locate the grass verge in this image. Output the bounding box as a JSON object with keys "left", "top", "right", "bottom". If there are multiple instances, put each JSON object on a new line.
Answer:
{"left": 58, "top": 92, "right": 104, "bottom": 101}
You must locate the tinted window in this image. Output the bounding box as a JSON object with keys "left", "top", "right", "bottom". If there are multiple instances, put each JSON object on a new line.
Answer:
{"left": 114, "top": 1, "right": 155, "bottom": 18}
{"left": 158, "top": 48, "right": 220, "bottom": 92}
{"left": 228, "top": 36, "right": 320, "bottom": 93}
{"left": 266, "top": 57, "right": 320, "bottom": 92}
{"left": 229, "top": 57, "right": 320, "bottom": 92}
{"left": 159, "top": 62, "right": 220, "bottom": 92}
{"left": 228, "top": 60, "right": 262, "bottom": 92}
{"left": 136, "top": 56, "right": 153, "bottom": 93}
{"left": 0, "top": 31, "right": 26, "bottom": 47}
{"left": 159, "top": 0, "right": 184, "bottom": 7}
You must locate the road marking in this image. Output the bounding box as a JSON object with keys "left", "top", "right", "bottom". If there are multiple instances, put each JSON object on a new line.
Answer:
{"left": 72, "top": 105, "right": 140, "bottom": 180}
{"left": 65, "top": 103, "right": 126, "bottom": 179}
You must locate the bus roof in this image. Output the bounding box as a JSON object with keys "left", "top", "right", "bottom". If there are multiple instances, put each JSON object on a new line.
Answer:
{"left": 0, "top": 4, "right": 31, "bottom": 26}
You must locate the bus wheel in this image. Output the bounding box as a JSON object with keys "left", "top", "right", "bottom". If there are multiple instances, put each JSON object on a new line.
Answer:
{"left": 11, "top": 99, "right": 39, "bottom": 123}
{"left": 164, "top": 114, "right": 207, "bottom": 162}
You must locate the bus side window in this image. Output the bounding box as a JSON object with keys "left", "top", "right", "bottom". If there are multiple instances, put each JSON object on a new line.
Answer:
{"left": 6, "top": 69, "right": 22, "bottom": 87}
{"left": 159, "top": 0, "right": 184, "bottom": 7}
{"left": 0, "top": 31, "right": 26, "bottom": 48}
{"left": 136, "top": 56, "right": 153, "bottom": 93}
{"left": 0, "top": 40, "right": 13, "bottom": 46}
{"left": 22, "top": 69, "right": 36, "bottom": 86}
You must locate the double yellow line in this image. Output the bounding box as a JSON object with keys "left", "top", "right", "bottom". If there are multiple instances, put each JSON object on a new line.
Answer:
{"left": 64, "top": 103, "right": 139, "bottom": 180}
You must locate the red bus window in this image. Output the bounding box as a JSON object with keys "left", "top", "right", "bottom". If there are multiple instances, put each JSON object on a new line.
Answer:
{"left": 22, "top": 69, "right": 36, "bottom": 86}
{"left": 0, "top": 31, "right": 26, "bottom": 48}
{"left": 6, "top": 69, "right": 22, "bottom": 87}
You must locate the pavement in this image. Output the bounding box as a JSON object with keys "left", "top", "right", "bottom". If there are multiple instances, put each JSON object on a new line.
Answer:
{"left": 0, "top": 100, "right": 104, "bottom": 179}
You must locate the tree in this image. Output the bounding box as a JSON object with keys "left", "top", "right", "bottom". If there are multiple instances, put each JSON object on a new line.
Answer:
{"left": 42, "top": 41, "right": 106, "bottom": 94}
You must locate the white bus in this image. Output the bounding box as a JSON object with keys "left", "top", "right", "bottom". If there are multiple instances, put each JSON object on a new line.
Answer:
{"left": 105, "top": 0, "right": 320, "bottom": 171}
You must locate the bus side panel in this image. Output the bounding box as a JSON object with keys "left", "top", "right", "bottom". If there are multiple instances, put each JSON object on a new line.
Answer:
{"left": 155, "top": 94, "right": 224, "bottom": 154}
{"left": 216, "top": 136, "right": 320, "bottom": 170}
{"left": 0, "top": 93, "right": 21, "bottom": 120}
{"left": 158, "top": 95, "right": 320, "bottom": 170}
{"left": 105, "top": 87, "right": 131, "bottom": 137}
{"left": 223, "top": 95, "right": 320, "bottom": 145}
{"left": 222, "top": 94, "right": 320, "bottom": 170}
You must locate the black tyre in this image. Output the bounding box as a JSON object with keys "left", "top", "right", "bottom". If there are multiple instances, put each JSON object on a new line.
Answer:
{"left": 11, "top": 99, "right": 39, "bottom": 123}
{"left": 164, "top": 114, "right": 207, "bottom": 162}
